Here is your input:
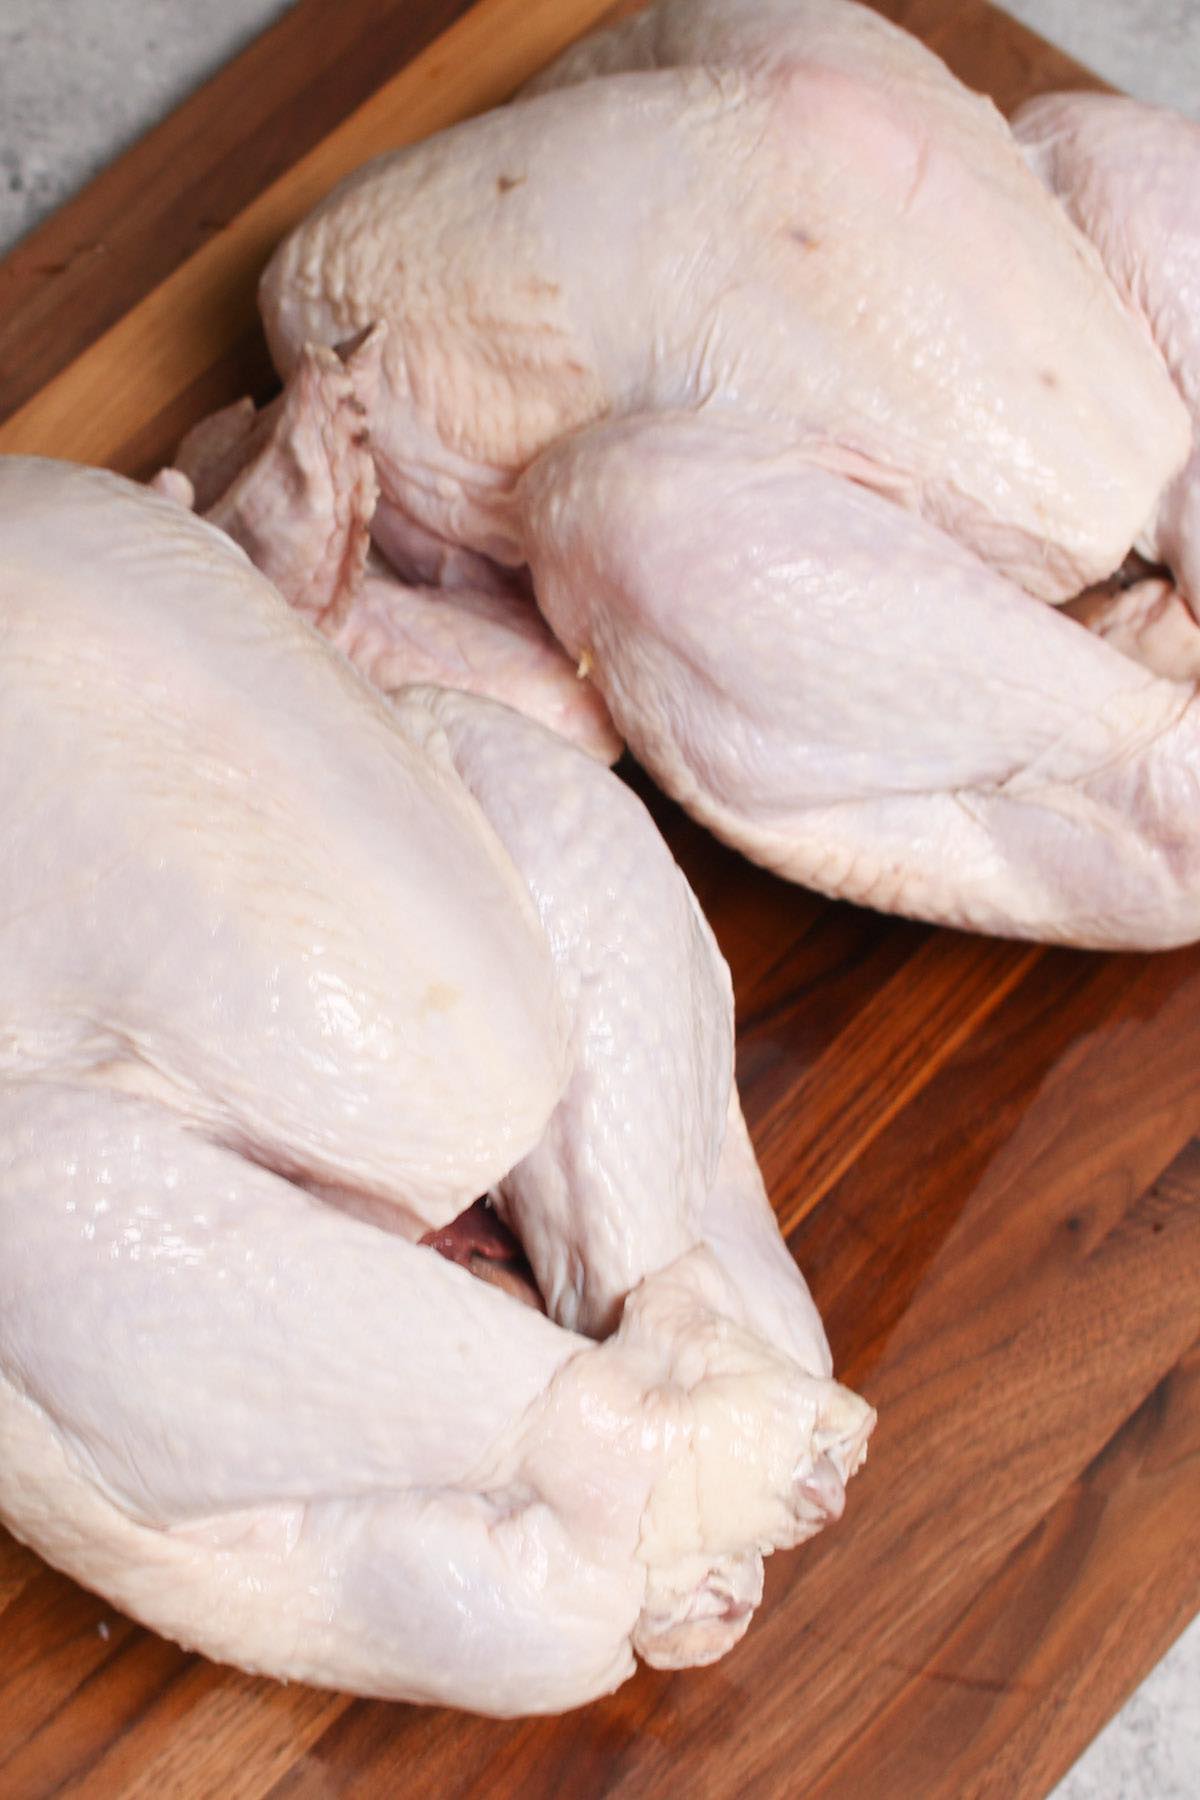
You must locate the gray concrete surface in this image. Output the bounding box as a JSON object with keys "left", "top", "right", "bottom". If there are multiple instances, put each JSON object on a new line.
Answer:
{"left": 0, "top": 0, "right": 293, "bottom": 254}
{"left": 1002, "top": 0, "right": 1200, "bottom": 117}
{"left": 0, "top": 2, "right": 1197, "bottom": 1794}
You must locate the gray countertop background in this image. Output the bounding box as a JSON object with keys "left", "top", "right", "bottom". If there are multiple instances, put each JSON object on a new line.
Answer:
{"left": 1, "top": 1, "right": 1197, "bottom": 1793}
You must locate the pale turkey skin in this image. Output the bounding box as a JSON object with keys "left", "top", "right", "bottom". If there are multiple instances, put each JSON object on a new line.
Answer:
{"left": 153, "top": 332, "right": 621, "bottom": 764}
{"left": 339, "top": 566, "right": 622, "bottom": 763}
{"left": 260, "top": 0, "right": 1188, "bottom": 598}
{"left": 1, "top": 460, "right": 566, "bottom": 1220}
{"left": 520, "top": 412, "right": 1200, "bottom": 947}
{"left": 1014, "top": 93, "right": 1200, "bottom": 643}
{"left": 0, "top": 457, "right": 872, "bottom": 1715}
{"left": 421, "top": 685, "right": 735, "bottom": 1338}
{"left": 254, "top": 0, "right": 1200, "bottom": 949}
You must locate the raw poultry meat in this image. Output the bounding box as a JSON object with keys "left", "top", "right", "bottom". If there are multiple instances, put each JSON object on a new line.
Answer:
{"left": 154, "top": 328, "right": 621, "bottom": 763}
{"left": 262, "top": 0, "right": 1185, "bottom": 594}
{"left": 520, "top": 413, "right": 1200, "bottom": 943}
{"left": 1014, "top": 93, "right": 1200, "bottom": 674}
{"left": 248, "top": 0, "right": 1200, "bottom": 949}
{"left": 0, "top": 456, "right": 872, "bottom": 1714}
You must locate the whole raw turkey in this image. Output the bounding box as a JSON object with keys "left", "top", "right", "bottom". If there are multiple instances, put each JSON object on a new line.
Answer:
{"left": 0, "top": 456, "right": 872, "bottom": 1716}
{"left": 221, "top": 0, "right": 1200, "bottom": 949}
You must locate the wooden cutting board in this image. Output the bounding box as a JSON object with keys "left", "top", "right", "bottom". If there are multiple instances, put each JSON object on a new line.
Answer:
{"left": 1, "top": 3, "right": 1196, "bottom": 1796}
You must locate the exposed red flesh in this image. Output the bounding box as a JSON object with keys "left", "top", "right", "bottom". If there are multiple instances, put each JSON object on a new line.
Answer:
{"left": 420, "top": 1198, "right": 545, "bottom": 1312}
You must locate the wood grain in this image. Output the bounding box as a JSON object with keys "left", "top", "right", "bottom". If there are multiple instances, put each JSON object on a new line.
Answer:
{"left": 0, "top": 0, "right": 474, "bottom": 424}
{"left": 1, "top": 0, "right": 1196, "bottom": 1796}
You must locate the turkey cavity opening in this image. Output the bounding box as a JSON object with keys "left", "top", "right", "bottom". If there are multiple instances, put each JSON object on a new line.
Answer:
{"left": 421, "top": 1198, "right": 545, "bottom": 1312}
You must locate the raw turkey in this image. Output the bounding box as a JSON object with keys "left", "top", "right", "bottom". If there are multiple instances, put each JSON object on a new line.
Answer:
{"left": 239, "top": 0, "right": 1200, "bottom": 949}
{"left": 0, "top": 456, "right": 872, "bottom": 1716}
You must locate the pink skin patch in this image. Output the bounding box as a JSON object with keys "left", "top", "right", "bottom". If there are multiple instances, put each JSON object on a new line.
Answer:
{"left": 420, "top": 1199, "right": 545, "bottom": 1311}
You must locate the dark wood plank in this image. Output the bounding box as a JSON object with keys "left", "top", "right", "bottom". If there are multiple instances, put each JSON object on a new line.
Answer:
{"left": 753, "top": 946, "right": 1200, "bottom": 1796}
{"left": 810, "top": 1330, "right": 1200, "bottom": 1800}
{"left": 51, "top": 1668, "right": 344, "bottom": 1800}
